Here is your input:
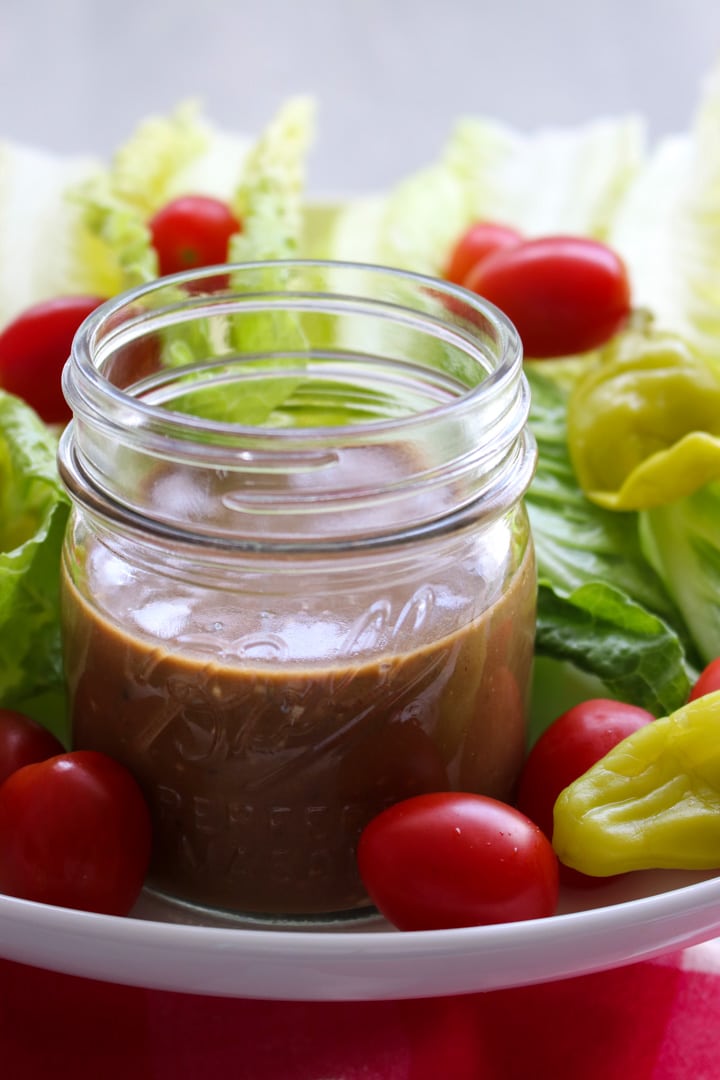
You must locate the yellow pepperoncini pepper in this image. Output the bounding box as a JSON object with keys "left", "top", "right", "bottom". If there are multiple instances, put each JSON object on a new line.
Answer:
{"left": 566, "top": 327, "right": 720, "bottom": 510}
{"left": 553, "top": 690, "right": 720, "bottom": 876}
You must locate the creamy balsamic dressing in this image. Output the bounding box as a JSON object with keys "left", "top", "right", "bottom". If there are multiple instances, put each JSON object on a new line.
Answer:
{"left": 62, "top": 539, "right": 535, "bottom": 917}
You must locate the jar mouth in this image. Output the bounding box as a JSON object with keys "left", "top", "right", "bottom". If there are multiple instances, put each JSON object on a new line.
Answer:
{"left": 66, "top": 260, "right": 520, "bottom": 439}
{"left": 60, "top": 260, "right": 536, "bottom": 551}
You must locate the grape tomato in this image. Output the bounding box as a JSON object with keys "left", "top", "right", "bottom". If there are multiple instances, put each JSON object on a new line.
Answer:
{"left": 0, "top": 750, "right": 152, "bottom": 916}
{"left": 0, "top": 709, "right": 65, "bottom": 787}
{"left": 357, "top": 792, "right": 559, "bottom": 931}
{"left": 0, "top": 295, "right": 104, "bottom": 424}
{"left": 516, "top": 698, "right": 655, "bottom": 842}
{"left": 689, "top": 658, "right": 720, "bottom": 702}
{"left": 466, "top": 235, "right": 632, "bottom": 358}
{"left": 444, "top": 222, "right": 523, "bottom": 286}
{"left": 148, "top": 194, "right": 241, "bottom": 277}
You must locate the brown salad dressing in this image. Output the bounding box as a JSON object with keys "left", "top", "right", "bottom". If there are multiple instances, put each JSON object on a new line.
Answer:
{"left": 62, "top": 539, "right": 536, "bottom": 918}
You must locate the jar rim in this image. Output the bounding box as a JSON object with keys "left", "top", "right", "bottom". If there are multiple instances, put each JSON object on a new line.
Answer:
{"left": 60, "top": 260, "right": 536, "bottom": 553}
{"left": 65, "top": 259, "right": 521, "bottom": 445}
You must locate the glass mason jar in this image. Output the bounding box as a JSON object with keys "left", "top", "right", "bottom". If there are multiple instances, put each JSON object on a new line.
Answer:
{"left": 58, "top": 261, "right": 537, "bottom": 922}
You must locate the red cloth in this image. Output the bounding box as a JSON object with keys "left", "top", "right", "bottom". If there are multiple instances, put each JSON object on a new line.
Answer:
{"left": 1, "top": 947, "right": 719, "bottom": 1078}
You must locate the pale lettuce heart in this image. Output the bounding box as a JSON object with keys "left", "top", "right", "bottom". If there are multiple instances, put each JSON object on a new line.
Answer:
{"left": 610, "top": 61, "right": 720, "bottom": 359}
{"left": 229, "top": 96, "right": 315, "bottom": 262}
{"left": 0, "top": 141, "right": 102, "bottom": 326}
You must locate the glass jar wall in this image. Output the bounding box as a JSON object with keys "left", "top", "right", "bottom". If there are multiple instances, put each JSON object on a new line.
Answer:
{"left": 58, "top": 261, "right": 537, "bottom": 921}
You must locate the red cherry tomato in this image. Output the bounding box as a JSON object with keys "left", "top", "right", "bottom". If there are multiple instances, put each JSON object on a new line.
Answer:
{"left": 444, "top": 222, "right": 523, "bottom": 286}
{"left": 0, "top": 709, "right": 65, "bottom": 787}
{"left": 0, "top": 750, "right": 152, "bottom": 916}
{"left": 0, "top": 296, "right": 104, "bottom": 424}
{"left": 465, "top": 235, "right": 632, "bottom": 358}
{"left": 148, "top": 195, "right": 241, "bottom": 277}
{"left": 515, "top": 699, "right": 654, "bottom": 887}
{"left": 357, "top": 792, "right": 559, "bottom": 931}
{"left": 689, "top": 658, "right": 720, "bottom": 702}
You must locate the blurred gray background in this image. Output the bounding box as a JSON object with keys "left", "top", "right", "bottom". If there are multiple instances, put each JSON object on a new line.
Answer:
{"left": 1, "top": 0, "right": 719, "bottom": 192}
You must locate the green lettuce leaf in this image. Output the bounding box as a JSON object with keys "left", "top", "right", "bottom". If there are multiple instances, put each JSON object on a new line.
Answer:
{"left": 70, "top": 98, "right": 314, "bottom": 302}
{"left": 73, "top": 100, "right": 317, "bottom": 429}
{"left": 202, "top": 99, "right": 317, "bottom": 423}
{"left": 154, "top": 100, "right": 316, "bottom": 427}
{"left": 526, "top": 365, "right": 694, "bottom": 730}
{"left": 535, "top": 581, "right": 691, "bottom": 719}
{"left": 0, "top": 391, "right": 70, "bottom": 742}
{"left": 526, "top": 366, "right": 690, "bottom": 629}
{"left": 70, "top": 102, "right": 217, "bottom": 294}
{"left": 76, "top": 98, "right": 253, "bottom": 224}
{"left": 640, "top": 481, "right": 720, "bottom": 666}
{"left": 229, "top": 97, "right": 315, "bottom": 263}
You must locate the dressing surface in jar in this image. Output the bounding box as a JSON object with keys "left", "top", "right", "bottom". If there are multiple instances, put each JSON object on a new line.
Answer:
{"left": 58, "top": 261, "right": 537, "bottom": 921}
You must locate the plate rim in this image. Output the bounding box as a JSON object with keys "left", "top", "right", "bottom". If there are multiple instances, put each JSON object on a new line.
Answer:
{"left": 2, "top": 868, "right": 720, "bottom": 1000}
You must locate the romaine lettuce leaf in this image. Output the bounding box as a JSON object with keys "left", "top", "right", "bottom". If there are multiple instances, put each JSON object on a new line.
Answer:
{"left": 93, "top": 102, "right": 212, "bottom": 217}
{"left": 68, "top": 98, "right": 314, "bottom": 303}
{"left": 526, "top": 367, "right": 690, "bottom": 628}
{"left": 73, "top": 99, "right": 316, "bottom": 429}
{"left": 534, "top": 581, "right": 691, "bottom": 720}
{"left": 229, "top": 96, "right": 315, "bottom": 263}
{"left": 526, "top": 366, "right": 694, "bottom": 726}
{"left": 151, "top": 100, "right": 316, "bottom": 426}
{"left": 640, "top": 481, "right": 720, "bottom": 666}
{"left": 0, "top": 390, "right": 70, "bottom": 742}
{"left": 70, "top": 102, "right": 225, "bottom": 295}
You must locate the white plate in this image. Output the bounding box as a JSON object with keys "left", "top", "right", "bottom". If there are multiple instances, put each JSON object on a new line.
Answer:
{"left": 2, "top": 869, "right": 720, "bottom": 1001}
